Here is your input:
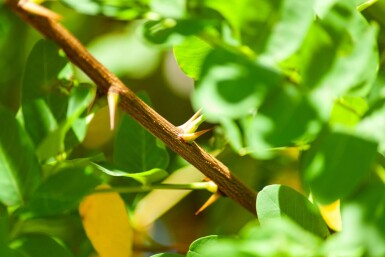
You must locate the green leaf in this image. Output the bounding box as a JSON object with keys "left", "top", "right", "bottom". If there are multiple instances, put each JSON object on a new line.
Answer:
{"left": 21, "top": 39, "right": 68, "bottom": 146}
{"left": 257, "top": 184, "right": 329, "bottom": 238}
{"left": 36, "top": 84, "right": 94, "bottom": 161}
{"left": 61, "top": 0, "right": 148, "bottom": 20}
{"left": 14, "top": 234, "right": 73, "bottom": 257}
{"left": 0, "top": 7, "right": 27, "bottom": 111}
{"left": 202, "top": 0, "right": 262, "bottom": 44}
{"left": 92, "top": 163, "right": 168, "bottom": 184}
{"left": 219, "top": 118, "right": 243, "bottom": 153}
{"left": 0, "top": 106, "right": 41, "bottom": 206}
{"left": 203, "top": 0, "right": 313, "bottom": 60}
{"left": 357, "top": 0, "right": 379, "bottom": 11}
{"left": 357, "top": 102, "right": 385, "bottom": 155}
{"left": 0, "top": 204, "right": 8, "bottom": 243}
{"left": 174, "top": 36, "right": 212, "bottom": 80}
{"left": 141, "top": 19, "right": 213, "bottom": 46}
{"left": 0, "top": 243, "right": 24, "bottom": 257}
{"left": 27, "top": 166, "right": 101, "bottom": 216}
{"left": 300, "top": 129, "right": 378, "bottom": 204}
{"left": 193, "top": 48, "right": 281, "bottom": 122}
{"left": 113, "top": 93, "right": 169, "bottom": 172}
{"left": 301, "top": 1, "right": 378, "bottom": 97}
{"left": 330, "top": 96, "right": 368, "bottom": 128}
{"left": 242, "top": 85, "right": 320, "bottom": 158}
{"left": 258, "top": 0, "right": 314, "bottom": 63}
{"left": 150, "top": 0, "right": 186, "bottom": 19}
{"left": 201, "top": 219, "right": 321, "bottom": 257}
{"left": 187, "top": 235, "right": 219, "bottom": 257}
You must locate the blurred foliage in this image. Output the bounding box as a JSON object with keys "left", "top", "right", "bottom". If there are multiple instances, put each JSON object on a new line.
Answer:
{"left": 1, "top": 0, "right": 385, "bottom": 256}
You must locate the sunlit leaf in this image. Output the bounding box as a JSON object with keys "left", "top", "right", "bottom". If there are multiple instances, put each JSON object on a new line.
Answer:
{"left": 200, "top": 218, "right": 321, "bottom": 257}
{"left": 330, "top": 96, "right": 368, "bottom": 128}
{"left": 61, "top": 0, "right": 148, "bottom": 19}
{"left": 174, "top": 36, "right": 212, "bottom": 80}
{"left": 187, "top": 235, "right": 219, "bottom": 257}
{"left": 202, "top": 0, "right": 262, "bottom": 44}
{"left": 357, "top": 98, "right": 385, "bottom": 155}
{"left": 301, "top": 1, "right": 378, "bottom": 97}
{"left": 258, "top": 0, "right": 314, "bottom": 63}
{"left": 193, "top": 48, "right": 281, "bottom": 122}
{"left": 300, "top": 129, "right": 377, "bottom": 204}
{"left": 150, "top": 0, "right": 186, "bottom": 19}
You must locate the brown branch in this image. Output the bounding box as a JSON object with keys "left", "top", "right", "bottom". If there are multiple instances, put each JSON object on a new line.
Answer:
{"left": 6, "top": 0, "right": 257, "bottom": 215}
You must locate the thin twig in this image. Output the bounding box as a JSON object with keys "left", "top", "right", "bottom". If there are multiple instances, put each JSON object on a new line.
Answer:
{"left": 6, "top": 0, "right": 257, "bottom": 215}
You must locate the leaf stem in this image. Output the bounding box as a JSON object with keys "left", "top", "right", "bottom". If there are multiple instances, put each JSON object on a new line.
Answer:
{"left": 92, "top": 182, "right": 214, "bottom": 194}
{"left": 198, "top": 32, "right": 256, "bottom": 60}
{"left": 357, "top": 0, "right": 379, "bottom": 12}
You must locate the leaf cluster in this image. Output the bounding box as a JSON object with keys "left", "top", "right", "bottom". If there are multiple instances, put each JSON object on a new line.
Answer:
{"left": 2, "top": 0, "right": 385, "bottom": 256}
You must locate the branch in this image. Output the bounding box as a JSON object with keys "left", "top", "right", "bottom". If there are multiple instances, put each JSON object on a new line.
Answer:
{"left": 6, "top": 0, "right": 257, "bottom": 215}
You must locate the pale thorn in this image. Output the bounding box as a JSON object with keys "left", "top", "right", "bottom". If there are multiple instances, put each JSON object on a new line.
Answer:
{"left": 195, "top": 193, "right": 221, "bottom": 215}
{"left": 179, "top": 128, "right": 211, "bottom": 143}
{"left": 107, "top": 88, "right": 120, "bottom": 130}
{"left": 18, "top": 0, "right": 62, "bottom": 20}
{"left": 178, "top": 108, "right": 203, "bottom": 133}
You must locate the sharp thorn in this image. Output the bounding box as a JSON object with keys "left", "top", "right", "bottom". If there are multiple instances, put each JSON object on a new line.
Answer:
{"left": 195, "top": 193, "right": 221, "bottom": 215}
{"left": 178, "top": 108, "right": 203, "bottom": 132}
{"left": 107, "top": 88, "right": 120, "bottom": 130}
{"left": 179, "top": 128, "right": 211, "bottom": 143}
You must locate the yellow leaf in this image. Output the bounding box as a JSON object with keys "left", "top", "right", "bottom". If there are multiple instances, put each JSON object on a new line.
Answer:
{"left": 79, "top": 185, "right": 133, "bottom": 257}
{"left": 319, "top": 199, "right": 342, "bottom": 231}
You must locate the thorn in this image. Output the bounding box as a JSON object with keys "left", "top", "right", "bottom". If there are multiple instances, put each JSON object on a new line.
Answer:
{"left": 195, "top": 193, "right": 221, "bottom": 215}
{"left": 19, "top": 0, "right": 62, "bottom": 20}
{"left": 107, "top": 88, "right": 120, "bottom": 130}
{"left": 178, "top": 108, "right": 205, "bottom": 134}
{"left": 179, "top": 128, "right": 211, "bottom": 143}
